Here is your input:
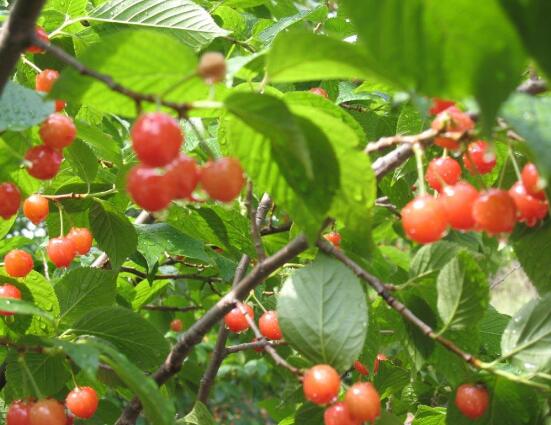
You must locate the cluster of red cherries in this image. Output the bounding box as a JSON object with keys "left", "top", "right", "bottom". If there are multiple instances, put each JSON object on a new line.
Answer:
{"left": 402, "top": 101, "right": 548, "bottom": 244}
{"left": 7, "top": 386, "right": 98, "bottom": 425}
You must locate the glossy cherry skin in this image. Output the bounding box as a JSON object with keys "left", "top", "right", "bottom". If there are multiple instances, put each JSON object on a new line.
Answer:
{"left": 166, "top": 154, "right": 200, "bottom": 199}
{"left": 198, "top": 52, "right": 226, "bottom": 84}
{"left": 7, "top": 399, "right": 33, "bottom": 425}
{"left": 35, "top": 69, "right": 59, "bottom": 93}
{"left": 429, "top": 98, "right": 455, "bottom": 115}
{"left": 455, "top": 384, "right": 489, "bottom": 420}
{"left": 200, "top": 157, "right": 245, "bottom": 202}
{"left": 303, "top": 364, "right": 341, "bottom": 405}
{"left": 344, "top": 382, "right": 381, "bottom": 423}
{"left": 425, "top": 157, "right": 461, "bottom": 192}
{"left": 23, "top": 194, "right": 49, "bottom": 224}
{"left": 472, "top": 189, "right": 517, "bottom": 234}
{"left": 25, "top": 146, "right": 63, "bottom": 180}
{"left": 323, "top": 231, "right": 341, "bottom": 248}
{"left": 27, "top": 26, "right": 49, "bottom": 54}
{"left": 440, "top": 182, "right": 479, "bottom": 231}
{"left": 29, "top": 399, "right": 66, "bottom": 425}
{"left": 0, "top": 182, "right": 21, "bottom": 219}
{"left": 66, "top": 227, "right": 93, "bottom": 255}
{"left": 431, "top": 106, "right": 474, "bottom": 150}
{"left": 47, "top": 237, "right": 76, "bottom": 268}
{"left": 509, "top": 182, "right": 548, "bottom": 227}
{"left": 0, "top": 284, "right": 22, "bottom": 316}
{"left": 309, "top": 87, "right": 329, "bottom": 98}
{"left": 39, "top": 113, "right": 76, "bottom": 149}
{"left": 4, "top": 250, "right": 33, "bottom": 278}
{"left": 401, "top": 195, "right": 448, "bottom": 244}
{"left": 353, "top": 360, "right": 369, "bottom": 376}
{"left": 259, "top": 310, "right": 283, "bottom": 340}
{"left": 324, "top": 402, "right": 361, "bottom": 425}
{"left": 126, "top": 165, "right": 174, "bottom": 212}
{"left": 170, "top": 319, "right": 183, "bottom": 332}
{"left": 131, "top": 112, "right": 183, "bottom": 167}
{"left": 224, "top": 304, "right": 254, "bottom": 333}
{"left": 521, "top": 163, "right": 546, "bottom": 200}
{"left": 463, "top": 141, "right": 496, "bottom": 175}
{"left": 66, "top": 387, "right": 99, "bottom": 419}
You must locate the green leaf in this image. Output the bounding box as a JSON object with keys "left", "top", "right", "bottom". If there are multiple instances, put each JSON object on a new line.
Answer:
{"left": 64, "top": 139, "right": 99, "bottom": 183}
{"left": 267, "top": 30, "right": 373, "bottom": 83}
{"left": 44, "top": 0, "right": 87, "bottom": 19}
{"left": 373, "top": 362, "right": 410, "bottom": 400}
{"left": 89, "top": 199, "right": 137, "bottom": 270}
{"left": 413, "top": 406, "right": 446, "bottom": 425}
{"left": 73, "top": 306, "right": 169, "bottom": 369}
{"left": 75, "top": 120, "right": 122, "bottom": 166}
{"left": 410, "top": 242, "right": 462, "bottom": 278}
{"left": 277, "top": 255, "right": 368, "bottom": 371}
{"left": 0, "top": 81, "right": 54, "bottom": 132}
{"left": 55, "top": 267, "right": 117, "bottom": 324}
{"left": 53, "top": 339, "right": 101, "bottom": 377}
{"left": 437, "top": 252, "right": 489, "bottom": 332}
{"left": 501, "top": 293, "right": 551, "bottom": 373}
{"left": 181, "top": 402, "right": 216, "bottom": 425}
{"left": 480, "top": 306, "right": 510, "bottom": 357}
{"left": 0, "top": 299, "right": 53, "bottom": 322}
{"left": 294, "top": 403, "right": 324, "bottom": 425}
{"left": 0, "top": 215, "right": 16, "bottom": 240}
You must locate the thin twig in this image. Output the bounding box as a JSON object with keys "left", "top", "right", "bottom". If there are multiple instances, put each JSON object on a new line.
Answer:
{"left": 120, "top": 266, "right": 222, "bottom": 283}
{"left": 225, "top": 339, "right": 286, "bottom": 354}
{"left": 246, "top": 181, "right": 266, "bottom": 261}
{"left": 140, "top": 305, "right": 202, "bottom": 313}
{"left": 260, "top": 222, "right": 292, "bottom": 235}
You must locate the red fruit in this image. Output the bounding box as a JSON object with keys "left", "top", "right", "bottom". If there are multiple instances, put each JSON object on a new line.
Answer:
{"left": 353, "top": 360, "right": 369, "bottom": 376}
{"left": 509, "top": 182, "right": 548, "bottom": 227}
{"left": 27, "top": 26, "right": 49, "bottom": 54}
{"left": 429, "top": 98, "right": 455, "bottom": 115}
{"left": 7, "top": 400, "right": 32, "bottom": 425}
{"left": 166, "top": 154, "right": 200, "bottom": 199}
{"left": 431, "top": 106, "right": 474, "bottom": 150}
{"left": 259, "top": 310, "right": 283, "bottom": 340}
{"left": 224, "top": 304, "right": 253, "bottom": 333}
{"left": 0, "top": 284, "right": 22, "bottom": 316}
{"left": 0, "top": 182, "right": 21, "bottom": 219}
{"left": 303, "top": 364, "right": 341, "bottom": 405}
{"left": 23, "top": 194, "right": 49, "bottom": 224}
{"left": 323, "top": 231, "right": 341, "bottom": 248}
{"left": 463, "top": 141, "right": 496, "bottom": 175}
{"left": 521, "top": 163, "right": 546, "bottom": 200}
{"left": 29, "top": 399, "right": 66, "bottom": 425}
{"left": 324, "top": 402, "right": 361, "bottom": 425}
{"left": 126, "top": 165, "right": 174, "bottom": 212}
{"left": 455, "top": 384, "right": 489, "bottom": 420}
{"left": 35, "top": 69, "right": 59, "bottom": 93}
{"left": 472, "top": 189, "right": 517, "bottom": 234}
{"left": 170, "top": 319, "right": 183, "bottom": 332}
{"left": 25, "top": 146, "right": 63, "bottom": 180}
{"left": 425, "top": 157, "right": 461, "bottom": 192}
{"left": 65, "top": 387, "right": 99, "bottom": 419}
{"left": 434, "top": 136, "right": 461, "bottom": 150}
{"left": 66, "top": 227, "right": 93, "bottom": 255}
{"left": 401, "top": 195, "right": 448, "bottom": 244}
{"left": 440, "top": 182, "right": 479, "bottom": 230}
{"left": 39, "top": 113, "right": 76, "bottom": 149}
{"left": 55, "top": 100, "right": 67, "bottom": 112}
{"left": 47, "top": 237, "right": 76, "bottom": 268}
{"left": 200, "top": 157, "right": 245, "bottom": 202}
{"left": 309, "top": 87, "right": 329, "bottom": 98}
{"left": 4, "top": 250, "right": 33, "bottom": 278}
{"left": 131, "top": 112, "right": 182, "bottom": 167}
{"left": 344, "top": 382, "right": 381, "bottom": 423}
{"left": 373, "top": 353, "right": 387, "bottom": 375}
{"left": 65, "top": 413, "right": 74, "bottom": 425}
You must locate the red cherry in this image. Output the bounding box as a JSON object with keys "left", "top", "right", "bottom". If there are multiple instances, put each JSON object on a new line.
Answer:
{"left": 509, "top": 182, "right": 548, "bottom": 227}
{"left": 200, "top": 157, "right": 245, "bottom": 202}
{"left": 425, "top": 157, "right": 461, "bottom": 192}
{"left": 344, "top": 382, "right": 381, "bottom": 423}
{"left": 303, "top": 364, "right": 341, "bottom": 405}
{"left": 373, "top": 353, "right": 387, "bottom": 375}
{"left": 433, "top": 136, "right": 460, "bottom": 150}
{"left": 431, "top": 106, "right": 474, "bottom": 150}
{"left": 29, "top": 399, "right": 66, "bottom": 425}
{"left": 521, "top": 163, "right": 546, "bottom": 200}
{"left": 401, "top": 195, "right": 448, "bottom": 244}
{"left": 324, "top": 402, "right": 361, "bottom": 425}
{"left": 224, "top": 304, "right": 254, "bottom": 333}
{"left": 0, "top": 284, "right": 22, "bottom": 316}
{"left": 323, "top": 231, "right": 341, "bottom": 248}
{"left": 25, "top": 146, "right": 63, "bottom": 180}
{"left": 463, "top": 141, "right": 496, "bottom": 175}
{"left": 27, "top": 26, "right": 49, "bottom": 54}
{"left": 4, "top": 250, "right": 33, "bottom": 278}
{"left": 55, "top": 100, "right": 67, "bottom": 112}
{"left": 65, "top": 387, "right": 99, "bottom": 419}
{"left": 65, "top": 413, "right": 74, "bottom": 425}
{"left": 455, "top": 384, "right": 489, "bottom": 420}
{"left": 66, "top": 227, "right": 93, "bottom": 255}
{"left": 440, "top": 182, "right": 479, "bottom": 230}
{"left": 170, "top": 319, "right": 183, "bottom": 332}
{"left": 429, "top": 99, "right": 455, "bottom": 115}
{"left": 309, "top": 87, "right": 329, "bottom": 98}
{"left": 126, "top": 165, "right": 174, "bottom": 212}
{"left": 35, "top": 69, "right": 59, "bottom": 93}
{"left": 472, "top": 189, "right": 517, "bottom": 235}
{"left": 353, "top": 360, "right": 369, "bottom": 376}
{"left": 131, "top": 112, "right": 182, "bottom": 167}
{"left": 23, "top": 194, "right": 49, "bottom": 224}
{"left": 0, "top": 182, "right": 21, "bottom": 219}
{"left": 259, "top": 310, "right": 282, "bottom": 340}
{"left": 39, "top": 113, "right": 76, "bottom": 149}
{"left": 47, "top": 237, "right": 76, "bottom": 268}
{"left": 7, "top": 400, "right": 33, "bottom": 425}
{"left": 165, "top": 154, "right": 200, "bottom": 199}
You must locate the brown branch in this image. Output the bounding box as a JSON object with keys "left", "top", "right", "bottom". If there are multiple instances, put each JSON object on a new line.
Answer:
{"left": 365, "top": 128, "right": 438, "bottom": 153}
{"left": 375, "top": 196, "right": 401, "bottom": 217}
{"left": 120, "top": 266, "right": 222, "bottom": 283}
{"left": 260, "top": 222, "right": 292, "bottom": 235}
{"left": 225, "top": 339, "right": 286, "bottom": 354}
{"left": 140, "top": 305, "right": 201, "bottom": 313}
{"left": 517, "top": 79, "right": 547, "bottom": 95}
{"left": 246, "top": 182, "right": 266, "bottom": 261}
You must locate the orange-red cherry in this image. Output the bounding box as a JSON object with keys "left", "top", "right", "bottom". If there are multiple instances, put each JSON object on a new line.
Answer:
{"left": 455, "top": 384, "right": 489, "bottom": 420}
{"left": 23, "top": 194, "right": 49, "bottom": 224}
{"left": 25, "top": 146, "right": 63, "bottom": 180}
{"left": 39, "top": 113, "right": 76, "bottom": 149}
{"left": 66, "top": 387, "right": 99, "bottom": 419}
{"left": 0, "top": 284, "right": 22, "bottom": 316}
{"left": 29, "top": 399, "right": 66, "bottom": 425}
{"left": 4, "top": 250, "right": 33, "bottom": 278}
{"left": 259, "top": 310, "right": 283, "bottom": 340}
{"left": 7, "top": 400, "right": 33, "bottom": 425}
{"left": 126, "top": 165, "right": 174, "bottom": 212}
{"left": 27, "top": 26, "right": 49, "bottom": 54}
{"left": 303, "top": 364, "right": 341, "bottom": 405}
{"left": 425, "top": 157, "right": 461, "bottom": 192}
{"left": 47, "top": 237, "right": 76, "bottom": 268}
{"left": 323, "top": 231, "right": 341, "bottom": 248}
{"left": 309, "top": 87, "right": 329, "bottom": 98}
{"left": 472, "top": 189, "right": 517, "bottom": 234}
{"left": 170, "top": 319, "right": 183, "bottom": 332}
{"left": 166, "top": 154, "right": 200, "bottom": 199}
{"left": 463, "top": 141, "right": 496, "bottom": 175}
{"left": 353, "top": 360, "right": 369, "bottom": 376}
{"left": 131, "top": 112, "right": 182, "bottom": 167}
{"left": 66, "top": 227, "right": 93, "bottom": 255}
{"left": 401, "top": 195, "right": 448, "bottom": 244}
{"left": 200, "top": 157, "right": 245, "bottom": 202}
{"left": 440, "top": 182, "right": 479, "bottom": 231}
{"left": 324, "top": 402, "right": 361, "bottom": 425}
{"left": 0, "top": 182, "right": 21, "bottom": 219}
{"left": 224, "top": 304, "right": 253, "bottom": 333}
{"left": 35, "top": 69, "right": 59, "bottom": 93}
{"left": 521, "top": 163, "right": 546, "bottom": 200}
{"left": 509, "top": 182, "right": 548, "bottom": 227}
{"left": 344, "top": 382, "right": 381, "bottom": 423}
{"left": 431, "top": 106, "right": 474, "bottom": 150}
{"left": 373, "top": 353, "right": 387, "bottom": 375}
{"left": 429, "top": 98, "right": 455, "bottom": 115}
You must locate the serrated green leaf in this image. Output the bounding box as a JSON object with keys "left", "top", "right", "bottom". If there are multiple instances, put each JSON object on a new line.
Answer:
{"left": 0, "top": 299, "right": 53, "bottom": 322}
{"left": 75, "top": 120, "right": 122, "bottom": 166}
{"left": 410, "top": 241, "right": 462, "bottom": 278}
{"left": 181, "top": 402, "right": 216, "bottom": 425}
{"left": 65, "top": 139, "right": 99, "bottom": 183}
{"left": 256, "top": 6, "right": 326, "bottom": 45}
{"left": 413, "top": 406, "right": 446, "bottom": 425}
{"left": 0, "top": 82, "right": 55, "bottom": 132}
{"left": 374, "top": 362, "right": 410, "bottom": 400}
{"left": 480, "top": 306, "right": 510, "bottom": 357}
{"left": 53, "top": 339, "right": 101, "bottom": 377}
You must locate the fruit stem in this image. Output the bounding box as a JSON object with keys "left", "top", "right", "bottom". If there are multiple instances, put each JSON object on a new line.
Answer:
{"left": 56, "top": 202, "right": 64, "bottom": 237}
{"left": 413, "top": 143, "right": 427, "bottom": 196}
{"left": 508, "top": 146, "right": 522, "bottom": 180}
{"left": 20, "top": 55, "right": 42, "bottom": 73}
{"left": 498, "top": 152, "right": 509, "bottom": 189}
{"left": 19, "top": 355, "right": 44, "bottom": 399}
{"left": 250, "top": 291, "right": 268, "bottom": 313}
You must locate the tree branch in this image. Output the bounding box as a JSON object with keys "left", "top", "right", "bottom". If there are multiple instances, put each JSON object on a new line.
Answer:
{"left": 246, "top": 182, "right": 266, "bottom": 261}
{"left": 140, "top": 305, "right": 201, "bottom": 313}
{"left": 225, "top": 339, "right": 286, "bottom": 354}
{"left": 120, "top": 266, "right": 222, "bottom": 283}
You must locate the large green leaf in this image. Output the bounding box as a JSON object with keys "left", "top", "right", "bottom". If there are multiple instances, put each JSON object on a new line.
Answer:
{"left": 75, "top": 120, "right": 122, "bottom": 166}
{"left": 480, "top": 306, "right": 510, "bottom": 357}
{"left": 0, "top": 215, "right": 16, "bottom": 240}
{"left": 277, "top": 255, "right": 368, "bottom": 371}
{"left": 373, "top": 362, "right": 410, "bottom": 400}
{"left": 181, "top": 402, "right": 216, "bottom": 425}
{"left": 0, "top": 299, "right": 53, "bottom": 322}
{"left": 64, "top": 139, "right": 99, "bottom": 183}
{"left": 501, "top": 293, "right": 551, "bottom": 373}
{"left": 0, "top": 82, "right": 54, "bottom": 132}
{"left": 413, "top": 406, "right": 446, "bottom": 425}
